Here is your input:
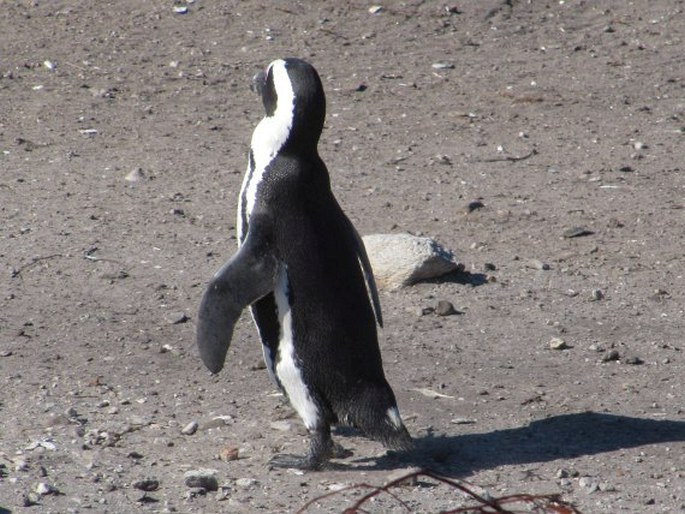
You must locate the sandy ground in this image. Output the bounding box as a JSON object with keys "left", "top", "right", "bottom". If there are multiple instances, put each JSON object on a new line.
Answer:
{"left": 1, "top": 1, "right": 684, "bottom": 512}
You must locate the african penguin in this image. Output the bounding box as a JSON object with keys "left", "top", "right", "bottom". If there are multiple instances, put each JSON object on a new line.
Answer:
{"left": 196, "top": 58, "right": 412, "bottom": 470}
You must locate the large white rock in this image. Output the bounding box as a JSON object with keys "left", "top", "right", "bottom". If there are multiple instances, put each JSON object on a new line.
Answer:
{"left": 362, "top": 233, "right": 461, "bottom": 290}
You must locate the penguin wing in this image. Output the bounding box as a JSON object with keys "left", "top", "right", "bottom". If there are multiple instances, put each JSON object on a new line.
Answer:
{"left": 349, "top": 224, "right": 384, "bottom": 328}
{"left": 196, "top": 226, "right": 278, "bottom": 373}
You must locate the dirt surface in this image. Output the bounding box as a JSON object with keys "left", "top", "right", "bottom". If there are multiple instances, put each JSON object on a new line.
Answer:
{"left": 1, "top": 1, "right": 684, "bottom": 512}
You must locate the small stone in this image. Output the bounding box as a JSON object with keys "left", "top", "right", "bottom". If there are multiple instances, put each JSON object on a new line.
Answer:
{"left": 368, "top": 5, "right": 383, "bottom": 14}
{"left": 527, "top": 259, "right": 550, "bottom": 270}
{"left": 563, "top": 226, "right": 594, "bottom": 238}
{"left": 590, "top": 289, "right": 604, "bottom": 301}
{"left": 435, "top": 300, "right": 458, "bottom": 316}
{"left": 35, "top": 482, "right": 56, "bottom": 495}
{"left": 270, "top": 420, "right": 292, "bottom": 431}
{"left": 602, "top": 349, "right": 620, "bottom": 362}
{"left": 132, "top": 478, "right": 159, "bottom": 492}
{"left": 125, "top": 167, "right": 145, "bottom": 182}
{"left": 466, "top": 200, "right": 485, "bottom": 213}
{"left": 219, "top": 446, "right": 239, "bottom": 461}
{"left": 450, "top": 418, "right": 477, "bottom": 425}
{"left": 386, "top": 467, "right": 422, "bottom": 486}
{"left": 432, "top": 62, "right": 455, "bottom": 70}
{"left": 618, "top": 165, "right": 634, "bottom": 172}
{"left": 578, "top": 476, "right": 598, "bottom": 492}
{"left": 173, "top": 5, "right": 188, "bottom": 14}
{"left": 483, "top": 262, "right": 496, "bottom": 271}
{"left": 633, "top": 141, "right": 647, "bottom": 151}
{"left": 184, "top": 469, "right": 219, "bottom": 491}
{"left": 556, "top": 468, "right": 570, "bottom": 479}
{"left": 181, "top": 421, "right": 198, "bottom": 435}
{"left": 235, "top": 478, "right": 257, "bottom": 489}
{"left": 549, "top": 337, "right": 569, "bottom": 350}
{"left": 623, "top": 356, "right": 644, "bottom": 365}
{"left": 23, "top": 491, "right": 41, "bottom": 507}
{"left": 166, "top": 312, "right": 189, "bottom": 325}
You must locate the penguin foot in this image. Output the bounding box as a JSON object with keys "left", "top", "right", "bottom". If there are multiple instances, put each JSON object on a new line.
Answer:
{"left": 269, "top": 453, "right": 328, "bottom": 471}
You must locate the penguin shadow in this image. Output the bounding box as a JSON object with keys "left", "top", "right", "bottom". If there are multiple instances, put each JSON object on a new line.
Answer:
{"left": 348, "top": 412, "right": 685, "bottom": 475}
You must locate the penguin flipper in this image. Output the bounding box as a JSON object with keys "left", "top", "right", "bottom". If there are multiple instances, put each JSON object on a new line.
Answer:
{"left": 350, "top": 225, "right": 383, "bottom": 327}
{"left": 196, "top": 228, "right": 278, "bottom": 373}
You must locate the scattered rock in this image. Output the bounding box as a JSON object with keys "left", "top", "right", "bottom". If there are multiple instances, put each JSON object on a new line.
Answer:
{"left": 578, "top": 476, "right": 599, "bottom": 493}
{"left": 386, "top": 467, "right": 422, "bottom": 486}
{"left": 527, "top": 259, "right": 550, "bottom": 271}
{"left": 549, "top": 337, "right": 569, "bottom": 350}
{"left": 483, "top": 262, "right": 497, "bottom": 271}
{"left": 270, "top": 420, "right": 292, "bottom": 431}
{"left": 563, "top": 226, "right": 594, "bottom": 238}
{"left": 184, "top": 469, "right": 219, "bottom": 491}
{"left": 181, "top": 420, "right": 198, "bottom": 435}
{"left": 590, "top": 289, "right": 604, "bottom": 301}
{"left": 431, "top": 62, "right": 455, "bottom": 70}
{"left": 132, "top": 478, "right": 160, "bottom": 492}
{"left": 602, "top": 349, "right": 620, "bottom": 362}
{"left": 165, "top": 312, "right": 189, "bottom": 325}
{"left": 362, "top": 233, "right": 462, "bottom": 289}
{"left": 125, "top": 167, "right": 145, "bottom": 182}
{"left": 450, "top": 418, "right": 477, "bottom": 425}
{"left": 235, "top": 477, "right": 257, "bottom": 489}
{"left": 623, "top": 356, "right": 644, "bottom": 365}
{"left": 219, "top": 446, "right": 239, "bottom": 461}
{"left": 435, "top": 300, "right": 459, "bottom": 316}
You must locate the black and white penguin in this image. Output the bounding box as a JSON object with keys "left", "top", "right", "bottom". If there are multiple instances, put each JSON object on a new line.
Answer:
{"left": 196, "top": 58, "right": 412, "bottom": 470}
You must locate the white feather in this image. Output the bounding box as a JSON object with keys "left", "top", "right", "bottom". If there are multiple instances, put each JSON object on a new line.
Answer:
{"left": 274, "top": 265, "right": 320, "bottom": 430}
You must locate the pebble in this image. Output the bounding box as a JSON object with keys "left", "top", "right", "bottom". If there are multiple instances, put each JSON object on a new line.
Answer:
{"left": 527, "top": 259, "right": 550, "bottom": 271}
{"left": 435, "top": 300, "right": 458, "bottom": 316}
{"left": 368, "top": 5, "right": 383, "bottom": 14}
{"left": 219, "top": 446, "right": 239, "bottom": 461}
{"left": 549, "top": 337, "right": 569, "bottom": 350}
{"left": 235, "top": 478, "right": 257, "bottom": 489}
{"left": 166, "top": 312, "right": 189, "bottom": 325}
{"left": 432, "top": 62, "right": 455, "bottom": 70}
{"left": 386, "top": 467, "right": 423, "bottom": 486}
{"left": 35, "top": 482, "right": 55, "bottom": 495}
{"left": 173, "top": 5, "right": 188, "bottom": 14}
{"left": 132, "top": 478, "right": 160, "bottom": 492}
{"left": 602, "top": 349, "right": 620, "bottom": 362}
{"left": 578, "top": 476, "right": 599, "bottom": 493}
{"left": 184, "top": 469, "right": 219, "bottom": 491}
{"left": 563, "top": 226, "right": 594, "bottom": 238}
{"left": 623, "top": 356, "right": 644, "bottom": 365}
{"left": 181, "top": 421, "right": 198, "bottom": 435}
{"left": 270, "top": 420, "right": 292, "bottom": 431}
{"left": 590, "top": 289, "right": 604, "bottom": 301}
{"left": 125, "top": 167, "right": 145, "bottom": 182}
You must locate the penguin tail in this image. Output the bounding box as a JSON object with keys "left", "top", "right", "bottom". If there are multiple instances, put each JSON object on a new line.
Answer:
{"left": 349, "top": 383, "right": 414, "bottom": 452}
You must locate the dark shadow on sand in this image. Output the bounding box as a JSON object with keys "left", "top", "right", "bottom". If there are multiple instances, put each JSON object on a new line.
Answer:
{"left": 351, "top": 412, "right": 685, "bottom": 475}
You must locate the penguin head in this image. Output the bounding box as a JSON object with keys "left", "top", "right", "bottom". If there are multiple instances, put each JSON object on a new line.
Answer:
{"left": 252, "top": 58, "right": 326, "bottom": 153}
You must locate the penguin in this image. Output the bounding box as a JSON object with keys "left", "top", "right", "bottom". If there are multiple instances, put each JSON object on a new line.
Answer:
{"left": 196, "top": 58, "right": 412, "bottom": 470}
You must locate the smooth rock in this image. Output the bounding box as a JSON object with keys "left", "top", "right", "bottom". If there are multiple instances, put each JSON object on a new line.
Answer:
{"left": 549, "top": 337, "right": 569, "bottom": 350}
{"left": 362, "top": 233, "right": 461, "bottom": 289}
{"left": 435, "top": 300, "right": 458, "bottom": 316}
{"left": 184, "top": 469, "right": 219, "bottom": 491}
{"left": 181, "top": 421, "right": 198, "bottom": 435}
{"left": 132, "top": 478, "right": 159, "bottom": 492}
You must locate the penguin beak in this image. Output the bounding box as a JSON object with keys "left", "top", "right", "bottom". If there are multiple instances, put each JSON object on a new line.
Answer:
{"left": 251, "top": 71, "right": 267, "bottom": 97}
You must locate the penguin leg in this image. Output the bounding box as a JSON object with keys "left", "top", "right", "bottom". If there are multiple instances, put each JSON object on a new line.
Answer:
{"left": 270, "top": 424, "right": 335, "bottom": 470}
